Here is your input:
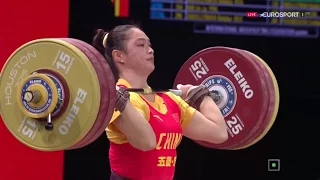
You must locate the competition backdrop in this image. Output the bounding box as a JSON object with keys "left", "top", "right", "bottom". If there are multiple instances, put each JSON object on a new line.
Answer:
{"left": 0, "top": 0, "right": 319, "bottom": 180}
{"left": 0, "top": 0, "right": 68, "bottom": 180}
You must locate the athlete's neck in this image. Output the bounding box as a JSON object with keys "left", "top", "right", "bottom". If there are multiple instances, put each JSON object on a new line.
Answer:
{"left": 120, "top": 71, "right": 149, "bottom": 89}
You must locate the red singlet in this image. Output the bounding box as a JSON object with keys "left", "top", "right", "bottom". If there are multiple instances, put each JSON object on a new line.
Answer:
{"left": 109, "top": 93, "right": 182, "bottom": 180}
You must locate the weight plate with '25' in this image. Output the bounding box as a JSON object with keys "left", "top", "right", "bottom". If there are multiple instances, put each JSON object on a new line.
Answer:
{"left": 174, "top": 47, "right": 271, "bottom": 149}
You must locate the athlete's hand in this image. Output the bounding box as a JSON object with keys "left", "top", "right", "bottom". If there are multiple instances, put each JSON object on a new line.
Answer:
{"left": 177, "top": 84, "right": 211, "bottom": 110}
{"left": 176, "top": 84, "right": 196, "bottom": 100}
{"left": 115, "top": 86, "right": 130, "bottom": 112}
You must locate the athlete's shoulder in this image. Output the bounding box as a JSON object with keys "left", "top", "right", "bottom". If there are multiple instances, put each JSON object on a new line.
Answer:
{"left": 129, "top": 91, "right": 144, "bottom": 101}
{"left": 164, "top": 92, "right": 184, "bottom": 104}
{"left": 164, "top": 92, "right": 196, "bottom": 129}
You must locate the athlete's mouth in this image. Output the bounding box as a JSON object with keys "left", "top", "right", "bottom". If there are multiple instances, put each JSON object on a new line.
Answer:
{"left": 146, "top": 57, "right": 154, "bottom": 61}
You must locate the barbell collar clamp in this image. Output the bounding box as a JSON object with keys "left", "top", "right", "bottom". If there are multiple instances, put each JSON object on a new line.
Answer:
{"left": 23, "top": 90, "right": 42, "bottom": 103}
{"left": 16, "top": 72, "right": 60, "bottom": 119}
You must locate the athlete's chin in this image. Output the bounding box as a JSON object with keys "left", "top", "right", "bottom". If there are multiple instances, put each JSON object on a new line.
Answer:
{"left": 147, "top": 64, "right": 155, "bottom": 74}
{"left": 146, "top": 61, "right": 155, "bottom": 69}
{"left": 144, "top": 64, "right": 155, "bottom": 75}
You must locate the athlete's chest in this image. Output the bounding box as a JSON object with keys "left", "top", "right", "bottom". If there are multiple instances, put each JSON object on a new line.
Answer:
{"left": 146, "top": 94, "right": 182, "bottom": 132}
{"left": 146, "top": 94, "right": 183, "bottom": 151}
{"left": 150, "top": 111, "right": 182, "bottom": 151}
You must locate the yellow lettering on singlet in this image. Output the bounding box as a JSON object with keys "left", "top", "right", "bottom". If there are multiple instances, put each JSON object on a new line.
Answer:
{"left": 156, "top": 133, "right": 166, "bottom": 150}
{"left": 164, "top": 133, "right": 172, "bottom": 149}
{"left": 172, "top": 133, "right": 182, "bottom": 149}
{"left": 157, "top": 156, "right": 177, "bottom": 167}
{"left": 156, "top": 133, "right": 182, "bottom": 150}
{"left": 157, "top": 156, "right": 166, "bottom": 167}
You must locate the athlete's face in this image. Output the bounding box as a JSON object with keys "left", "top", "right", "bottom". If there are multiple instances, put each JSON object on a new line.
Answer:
{"left": 122, "top": 28, "right": 155, "bottom": 75}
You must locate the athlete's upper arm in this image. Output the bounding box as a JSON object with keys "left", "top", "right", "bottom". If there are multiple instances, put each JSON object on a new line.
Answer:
{"left": 106, "top": 92, "right": 150, "bottom": 144}
{"left": 166, "top": 92, "right": 196, "bottom": 129}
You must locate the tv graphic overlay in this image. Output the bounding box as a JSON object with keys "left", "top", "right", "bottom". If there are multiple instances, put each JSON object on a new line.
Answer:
{"left": 268, "top": 159, "right": 280, "bottom": 172}
{"left": 150, "top": 0, "right": 320, "bottom": 38}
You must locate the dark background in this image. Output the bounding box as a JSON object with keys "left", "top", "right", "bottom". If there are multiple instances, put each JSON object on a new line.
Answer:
{"left": 64, "top": 0, "right": 320, "bottom": 179}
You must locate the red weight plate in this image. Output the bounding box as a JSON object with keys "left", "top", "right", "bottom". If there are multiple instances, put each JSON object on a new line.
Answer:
{"left": 62, "top": 38, "right": 109, "bottom": 149}
{"left": 226, "top": 49, "right": 272, "bottom": 149}
{"left": 232, "top": 50, "right": 276, "bottom": 149}
{"left": 239, "top": 51, "right": 279, "bottom": 149}
{"left": 69, "top": 38, "right": 116, "bottom": 148}
{"left": 59, "top": 38, "right": 112, "bottom": 150}
{"left": 173, "top": 47, "right": 269, "bottom": 149}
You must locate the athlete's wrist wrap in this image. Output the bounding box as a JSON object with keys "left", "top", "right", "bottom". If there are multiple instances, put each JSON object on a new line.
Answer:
{"left": 115, "top": 87, "right": 130, "bottom": 112}
{"left": 185, "top": 85, "right": 211, "bottom": 110}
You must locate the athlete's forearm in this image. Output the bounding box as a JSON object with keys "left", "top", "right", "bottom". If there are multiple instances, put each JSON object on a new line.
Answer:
{"left": 115, "top": 102, "right": 156, "bottom": 151}
{"left": 199, "top": 96, "right": 227, "bottom": 134}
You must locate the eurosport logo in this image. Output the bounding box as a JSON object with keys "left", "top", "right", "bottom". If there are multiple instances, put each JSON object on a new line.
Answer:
{"left": 260, "top": 12, "right": 300, "bottom": 18}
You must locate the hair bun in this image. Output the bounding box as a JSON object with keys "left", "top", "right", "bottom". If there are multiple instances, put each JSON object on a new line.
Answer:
{"left": 96, "top": 29, "right": 105, "bottom": 45}
{"left": 92, "top": 29, "right": 107, "bottom": 55}
{"left": 95, "top": 29, "right": 109, "bottom": 48}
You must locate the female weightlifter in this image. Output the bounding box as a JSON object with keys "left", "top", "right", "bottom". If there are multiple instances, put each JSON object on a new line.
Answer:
{"left": 92, "top": 25, "right": 228, "bottom": 180}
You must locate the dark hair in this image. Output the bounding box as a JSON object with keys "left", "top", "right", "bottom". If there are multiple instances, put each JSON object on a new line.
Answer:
{"left": 92, "top": 25, "right": 139, "bottom": 80}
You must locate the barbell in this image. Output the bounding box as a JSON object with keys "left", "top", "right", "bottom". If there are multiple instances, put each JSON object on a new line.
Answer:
{"left": 0, "top": 38, "right": 279, "bottom": 152}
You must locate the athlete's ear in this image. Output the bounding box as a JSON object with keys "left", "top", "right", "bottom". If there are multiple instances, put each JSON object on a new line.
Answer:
{"left": 112, "top": 50, "right": 125, "bottom": 64}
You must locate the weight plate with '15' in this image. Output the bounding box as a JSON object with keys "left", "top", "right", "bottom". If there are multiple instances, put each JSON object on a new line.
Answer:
{"left": 0, "top": 39, "right": 107, "bottom": 151}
